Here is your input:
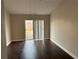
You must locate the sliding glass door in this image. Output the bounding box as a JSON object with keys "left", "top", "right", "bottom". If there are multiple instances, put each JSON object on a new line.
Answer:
{"left": 25, "top": 20, "right": 33, "bottom": 40}
{"left": 25, "top": 20, "right": 44, "bottom": 40}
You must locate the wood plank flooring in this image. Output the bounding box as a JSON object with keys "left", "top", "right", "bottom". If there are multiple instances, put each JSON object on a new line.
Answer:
{"left": 8, "top": 39, "right": 73, "bottom": 59}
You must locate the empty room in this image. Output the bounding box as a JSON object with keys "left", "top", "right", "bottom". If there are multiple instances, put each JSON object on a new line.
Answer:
{"left": 1, "top": 0, "right": 78, "bottom": 59}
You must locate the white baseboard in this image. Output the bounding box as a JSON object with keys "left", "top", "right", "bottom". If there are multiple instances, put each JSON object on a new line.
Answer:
{"left": 11, "top": 39, "right": 47, "bottom": 41}
{"left": 50, "top": 39, "right": 78, "bottom": 59}
{"left": 6, "top": 41, "right": 12, "bottom": 46}
{"left": 12, "top": 39, "right": 25, "bottom": 42}
{"left": 11, "top": 38, "right": 50, "bottom": 41}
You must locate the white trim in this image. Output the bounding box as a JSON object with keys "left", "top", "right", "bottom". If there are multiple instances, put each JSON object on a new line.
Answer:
{"left": 50, "top": 39, "right": 78, "bottom": 59}
{"left": 6, "top": 41, "right": 12, "bottom": 46}
{"left": 12, "top": 39, "right": 25, "bottom": 41}
{"left": 11, "top": 38, "right": 50, "bottom": 41}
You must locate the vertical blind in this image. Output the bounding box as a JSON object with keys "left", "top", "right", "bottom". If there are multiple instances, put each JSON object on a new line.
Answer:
{"left": 33, "top": 20, "right": 44, "bottom": 40}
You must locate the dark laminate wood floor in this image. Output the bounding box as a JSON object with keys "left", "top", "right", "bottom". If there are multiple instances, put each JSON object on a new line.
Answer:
{"left": 8, "top": 39, "right": 73, "bottom": 59}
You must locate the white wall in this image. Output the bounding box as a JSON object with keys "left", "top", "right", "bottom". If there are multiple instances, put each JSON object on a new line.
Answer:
{"left": 10, "top": 15, "right": 50, "bottom": 41}
{"left": 50, "top": 0, "right": 77, "bottom": 58}
{"left": 4, "top": 10, "right": 11, "bottom": 46}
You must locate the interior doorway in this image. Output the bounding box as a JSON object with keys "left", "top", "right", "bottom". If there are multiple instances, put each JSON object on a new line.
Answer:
{"left": 25, "top": 20, "right": 33, "bottom": 40}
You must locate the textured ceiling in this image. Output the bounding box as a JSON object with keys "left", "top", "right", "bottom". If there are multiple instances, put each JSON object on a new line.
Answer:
{"left": 4, "top": 0, "right": 62, "bottom": 15}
